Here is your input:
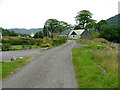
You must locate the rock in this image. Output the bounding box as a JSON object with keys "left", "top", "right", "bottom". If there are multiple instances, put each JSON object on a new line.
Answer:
{"left": 101, "top": 41, "right": 107, "bottom": 43}
{"left": 16, "top": 57, "right": 24, "bottom": 60}
{"left": 11, "top": 56, "right": 16, "bottom": 61}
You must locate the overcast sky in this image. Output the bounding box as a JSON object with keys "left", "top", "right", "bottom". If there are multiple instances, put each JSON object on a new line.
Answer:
{"left": 0, "top": 0, "right": 119, "bottom": 29}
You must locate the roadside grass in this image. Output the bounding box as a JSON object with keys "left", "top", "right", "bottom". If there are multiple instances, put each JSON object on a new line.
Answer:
{"left": 11, "top": 45, "right": 40, "bottom": 50}
{"left": 11, "top": 41, "right": 67, "bottom": 51}
{"left": 39, "top": 40, "right": 68, "bottom": 52}
{"left": 1, "top": 56, "right": 32, "bottom": 80}
{"left": 72, "top": 39, "right": 118, "bottom": 88}
{"left": 0, "top": 63, "right": 2, "bottom": 81}
{"left": 55, "top": 40, "right": 68, "bottom": 47}
{"left": 76, "top": 38, "right": 109, "bottom": 46}
{"left": 11, "top": 45, "right": 22, "bottom": 50}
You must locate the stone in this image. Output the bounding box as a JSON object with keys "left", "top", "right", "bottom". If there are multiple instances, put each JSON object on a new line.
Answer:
{"left": 16, "top": 57, "right": 24, "bottom": 60}
{"left": 11, "top": 56, "right": 16, "bottom": 61}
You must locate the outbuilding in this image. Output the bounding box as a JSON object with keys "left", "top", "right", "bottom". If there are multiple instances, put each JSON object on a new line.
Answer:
{"left": 68, "top": 29, "right": 92, "bottom": 39}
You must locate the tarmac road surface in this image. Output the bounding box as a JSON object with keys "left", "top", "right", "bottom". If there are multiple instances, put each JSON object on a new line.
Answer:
{"left": 2, "top": 40, "right": 87, "bottom": 88}
{"left": 1, "top": 48, "right": 43, "bottom": 62}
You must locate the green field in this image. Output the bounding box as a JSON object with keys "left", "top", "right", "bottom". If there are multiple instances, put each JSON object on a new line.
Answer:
{"left": 72, "top": 39, "right": 118, "bottom": 88}
{"left": 1, "top": 56, "right": 31, "bottom": 80}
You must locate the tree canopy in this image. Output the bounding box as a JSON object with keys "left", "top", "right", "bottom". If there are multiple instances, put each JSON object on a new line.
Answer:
{"left": 34, "top": 31, "right": 44, "bottom": 38}
{"left": 1, "top": 27, "right": 30, "bottom": 37}
{"left": 1, "top": 27, "right": 18, "bottom": 36}
{"left": 43, "top": 19, "right": 72, "bottom": 37}
{"left": 99, "top": 27, "right": 120, "bottom": 43}
{"left": 75, "top": 10, "right": 95, "bottom": 29}
{"left": 95, "top": 20, "right": 107, "bottom": 32}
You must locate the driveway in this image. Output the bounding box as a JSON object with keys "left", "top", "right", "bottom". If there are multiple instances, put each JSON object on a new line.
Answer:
{"left": 2, "top": 40, "right": 87, "bottom": 88}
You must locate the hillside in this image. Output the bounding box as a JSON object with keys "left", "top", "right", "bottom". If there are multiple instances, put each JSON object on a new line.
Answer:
{"left": 8, "top": 28, "right": 43, "bottom": 35}
{"left": 103, "top": 14, "right": 120, "bottom": 28}
{"left": 1, "top": 27, "right": 31, "bottom": 37}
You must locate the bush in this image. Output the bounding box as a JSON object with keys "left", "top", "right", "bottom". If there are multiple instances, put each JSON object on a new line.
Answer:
{"left": 2, "top": 38, "right": 37, "bottom": 45}
{"left": 43, "top": 37, "right": 52, "bottom": 43}
{"left": 90, "top": 31, "right": 100, "bottom": 39}
{"left": 2, "top": 43, "right": 12, "bottom": 51}
{"left": 53, "top": 37, "right": 67, "bottom": 46}
{"left": 21, "top": 44, "right": 25, "bottom": 49}
{"left": 29, "top": 45, "right": 32, "bottom": 49}
{"left": 100, "top": 28, "right": 119, "bottom": 43}
{"left": 41, "top": 44, "right": 52, "bottom": 47}
{"left": 36, "top": 39, "right": 43, "bottom": 46}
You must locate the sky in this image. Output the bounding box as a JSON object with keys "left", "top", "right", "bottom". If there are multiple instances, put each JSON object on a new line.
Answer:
{"left": 0, "top": 0, "right": 119, "bottom": 29}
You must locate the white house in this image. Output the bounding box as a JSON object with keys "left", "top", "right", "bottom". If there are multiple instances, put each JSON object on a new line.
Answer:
{"left": 68, "top": 29, "right": 92, "bottom": 39}
{"left": 30, "top": 33, "right": 34, "bottom": 37}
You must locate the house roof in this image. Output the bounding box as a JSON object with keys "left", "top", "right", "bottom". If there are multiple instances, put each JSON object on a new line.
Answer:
{"left": 60, "top": 29, "right": 71, "bottom": 35}
{"left": 52, "top": 33, "right": 59, "bottom": 35}
{"left": 69, "top": 30, "right": 85, "bottom": 35}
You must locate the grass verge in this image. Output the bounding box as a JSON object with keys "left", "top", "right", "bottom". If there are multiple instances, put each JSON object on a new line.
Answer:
{"left": 1, "top": 56, "right": 32, "bottom": 80}
{"left": 39, "top": 40, "right": 68, "bottom": 52}
{"left": 11, "top": 45, "right": 39, "bottom": 50}
{"left": 72, "top": 39, "right": 118, "bottom": 88}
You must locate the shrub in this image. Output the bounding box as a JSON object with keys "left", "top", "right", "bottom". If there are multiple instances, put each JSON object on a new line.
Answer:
{"left": 36, "top": 39, "right": 43, "bottom": 46}
{"left": 21, "top": 44, "right": 25, "bottom": 49}
{"left": 53, "top": 37, "right": 67, "bottom": 46}
{"left": 100, "top": 28, "right": 119, "bottom": 43}
{"left": 41, "top": 44, "right": 52, "bottom": 47}
{"left": 90, "top": 31, "right": 100, "bottom": 39}
{"left": 2, "top": 38, "right": 37, "bottom": 45}
{"left": 43, "top": 37, "right": 52, "bottom": 43}
{"left": 29, "top": 45, "right": 32, "bottom": 49}
{"left": 2, "top": 43, "right": 12, "bottom": 51}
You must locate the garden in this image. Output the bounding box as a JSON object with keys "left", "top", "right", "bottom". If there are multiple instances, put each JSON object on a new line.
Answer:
{"left": 2, "top": 36, "right": 67, "bottom": 51}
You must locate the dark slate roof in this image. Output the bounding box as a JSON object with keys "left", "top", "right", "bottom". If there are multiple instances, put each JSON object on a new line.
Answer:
{"left": 60, "top": 29, "right": 71, "bottom": 35}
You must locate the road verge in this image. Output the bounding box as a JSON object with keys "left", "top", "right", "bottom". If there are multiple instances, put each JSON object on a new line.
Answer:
{"left": 72, "top": 39, "right": 118, "bottom": 88}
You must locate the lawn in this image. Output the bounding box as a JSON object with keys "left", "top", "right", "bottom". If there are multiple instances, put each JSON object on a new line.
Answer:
{"left": 72, "top": 39, "right": 118, "bottom": 88}
{"left": 1, "top": 56, "right": 32, "bottom": 80}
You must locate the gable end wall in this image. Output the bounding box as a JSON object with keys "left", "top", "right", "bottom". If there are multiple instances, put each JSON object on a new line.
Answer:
{"left": 81, "top": 30, "right": 92, "bottom": 39}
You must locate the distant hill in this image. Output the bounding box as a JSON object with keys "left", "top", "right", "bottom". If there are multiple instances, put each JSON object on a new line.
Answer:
{"left": 103, "top": 14, "right": 120, "bottom": 28}
{"left": 8, "top": 28, "right": 43, "bottom": 35}
{"left": 1, "top": 27, "right": 18, "bottom": 36}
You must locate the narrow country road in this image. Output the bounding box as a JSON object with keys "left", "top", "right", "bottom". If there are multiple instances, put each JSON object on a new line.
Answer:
{"left": 2, "top": 40, "right": 87, "bottom": 88}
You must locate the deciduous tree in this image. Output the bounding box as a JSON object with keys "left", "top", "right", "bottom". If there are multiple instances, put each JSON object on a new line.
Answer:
{"left": 75, "top": 10, "right": 95, "bottom": 29}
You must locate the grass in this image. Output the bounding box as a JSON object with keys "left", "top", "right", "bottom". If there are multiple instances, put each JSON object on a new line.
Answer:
{"left": 1, "top": 56, "right": 32, "bottom": 80}
{"left": 0, "top": 63, "right": 1, "bottom": 81}
{"left": 11, "top": 45, "right": 22, "bottom": 50}
{"left": 72, "top": 39, "right": 118, "bottom": 88}
{"left": 39, "top": 40, "right": 68, "bottom": 52}
{"left": 11, "top": 45, "right": 39, "bottom": 50}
